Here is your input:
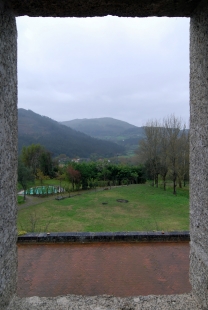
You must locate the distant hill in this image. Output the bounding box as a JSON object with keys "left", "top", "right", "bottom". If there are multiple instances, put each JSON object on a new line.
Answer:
{"left": 61, "top": 117, "right": 145, "bottom": 152}
{"left": 18, "top": 109, "right": 126, "bottom": 158}
{"left": 61, "top": 117, "right": 137, "bottom": 138}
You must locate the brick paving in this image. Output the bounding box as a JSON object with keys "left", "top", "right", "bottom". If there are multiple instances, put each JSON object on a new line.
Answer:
{"left": 17, "top": 242, "right": 191, "bottom": 298}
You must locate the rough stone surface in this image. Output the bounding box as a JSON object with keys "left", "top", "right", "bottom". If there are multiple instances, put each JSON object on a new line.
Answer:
{"left": 0, "top": 2, "right": 17, "bottom": 309}
{"left": 7, "top": 294, "right": 203, "bottom": 310}
{"left": 190, "top": 1, "right": 208, "bottom": 309}
{"left": 9, "top": 0, "right": 200, "bottom": 18}
{"left": 0, "top": 0, "right": 208, "bottom": 309}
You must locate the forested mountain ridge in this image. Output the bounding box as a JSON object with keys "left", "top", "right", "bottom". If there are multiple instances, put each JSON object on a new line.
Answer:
{"left": 18, "top": 109, "right": 126, "bottom": 158}
{"left": 61, "top": 117, "right": 145, "bottom": 152}
{"left": 61, "top": 117, "right": 137, "bottom": 138}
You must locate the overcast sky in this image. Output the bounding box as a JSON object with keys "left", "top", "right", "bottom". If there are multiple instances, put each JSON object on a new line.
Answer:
{"left": 17, "top": 16, "right": 190, "bottom": 127}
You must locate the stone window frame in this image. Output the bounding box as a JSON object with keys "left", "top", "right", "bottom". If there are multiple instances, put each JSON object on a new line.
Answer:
{"left": 1, "top": 0, "right": 208, "bottom": 309}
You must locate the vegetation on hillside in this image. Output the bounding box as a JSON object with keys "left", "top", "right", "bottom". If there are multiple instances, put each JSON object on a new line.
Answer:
{"left": 61, "top": 117, "right": 137, "bottom": 138}
{"left": 18, "top": 109, "right": 125, "bottom": 158}
{"left": 61, "top": 117, "right": 145, "bottom": 152}
{"left": 18, "top": 114, "right": 189, "bottom": 199}
{"left": 17, "top": 114, "right": 190, "bottom": 233}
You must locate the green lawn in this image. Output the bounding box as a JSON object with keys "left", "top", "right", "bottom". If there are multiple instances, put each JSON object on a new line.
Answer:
{"left": 17, "top": 184, "right": 189, "bottom": 233}
{"left": 17, "top": 195, "right": 25, "bottom": 204}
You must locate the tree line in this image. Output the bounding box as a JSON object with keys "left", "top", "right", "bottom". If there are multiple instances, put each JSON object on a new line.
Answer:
{"left": 136, "top": 115, "right": 189, "bottom": 194}
{"left": 18, "top": 143, "right": 146, "bottom": 199}
{"left": 64, "top": 161, "right": 146, "bottom": 192}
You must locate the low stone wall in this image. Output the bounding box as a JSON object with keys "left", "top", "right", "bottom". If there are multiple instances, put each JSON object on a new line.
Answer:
{"left": 17, "top": 231, "right": 190, "bottom": 243}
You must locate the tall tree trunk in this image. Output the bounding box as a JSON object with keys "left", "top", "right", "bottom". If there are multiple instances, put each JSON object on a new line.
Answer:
{"left": 155, "top": 174, "right": 159, "bottom": 188}
{"left": 173, "top": 174, "right": 177, "bottom": 195}
{"left": 163, "top": 175, "right": 166, "bottom": 191}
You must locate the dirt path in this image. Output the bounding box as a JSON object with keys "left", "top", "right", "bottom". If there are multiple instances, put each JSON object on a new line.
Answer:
{"left": 17, "top": 194, "right": 67, "bottom": 210}
{"left": 17, "top": 185, "right": 121, "bottom": 210}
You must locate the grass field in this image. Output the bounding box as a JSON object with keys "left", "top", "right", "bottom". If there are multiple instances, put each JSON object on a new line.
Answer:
{"left": 17, "top": 195, "right": 25, "bottom": 204}
{"left": 17, "top": 183, "right": 189, "bottom": 233}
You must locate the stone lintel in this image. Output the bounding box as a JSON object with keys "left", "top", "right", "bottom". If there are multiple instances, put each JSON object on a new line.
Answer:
{"left": 10, "top": 0, "right": 199, "bottom": 18}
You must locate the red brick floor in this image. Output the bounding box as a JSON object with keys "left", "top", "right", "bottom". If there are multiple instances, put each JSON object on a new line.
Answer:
{"left": 17, "top": 242, "right": 191, "bottom": 297}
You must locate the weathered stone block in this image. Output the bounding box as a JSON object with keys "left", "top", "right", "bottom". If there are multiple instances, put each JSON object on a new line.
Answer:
{"left": 0, "top": 246, "right": 17, "bottom": 310}
{"left": 0, "top": 0, "right": 208, "bottom": 309}
{"left": 190, "top": 1, "right": 208, "bottom": 308}
{"left": 0, "top": 2, "right": 17, "bottom": 309}
{"left": 190, "top": 244, "right": 208, "bottom": 309}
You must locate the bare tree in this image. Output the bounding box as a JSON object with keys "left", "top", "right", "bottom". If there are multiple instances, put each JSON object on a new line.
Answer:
{"left": 164, "top": 115, "right": 186, "bottom": 195}
{"left": 176, "top": 129, "right": 189, "bottom": 188}
{"left": 137, "top": 115, "right": 189, "bottom": 194}
{"left": 159, "top": 126, "right": 169, "bottom": 190}
{"left": 138, "top": 120, "right": 161, "bottom": 187}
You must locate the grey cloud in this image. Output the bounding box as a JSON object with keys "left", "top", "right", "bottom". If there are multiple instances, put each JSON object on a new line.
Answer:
{"left": 17, "top": 16, "right": 190, "bottom": 127}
